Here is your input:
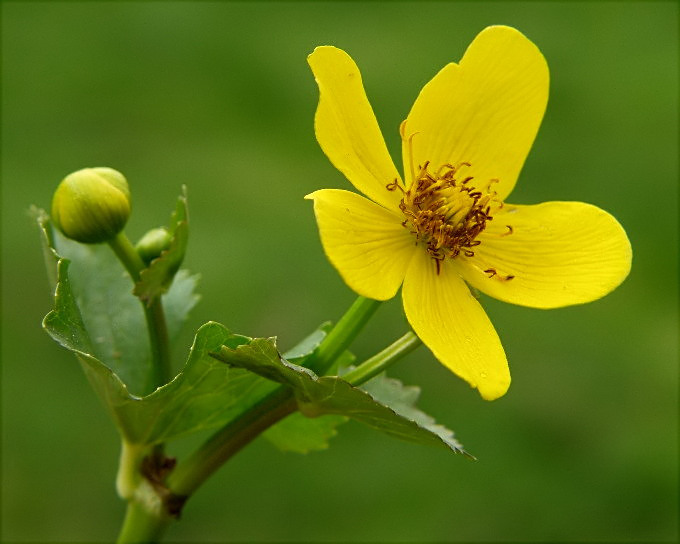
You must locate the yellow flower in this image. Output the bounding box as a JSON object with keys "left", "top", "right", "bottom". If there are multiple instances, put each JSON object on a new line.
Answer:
{"left": 305, "top": 26, "right": 632, "bottom": 400}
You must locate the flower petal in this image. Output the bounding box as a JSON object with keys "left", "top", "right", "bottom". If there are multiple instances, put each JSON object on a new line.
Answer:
{"left": 402, "top": 251, "right": 510, "bottom": 400}
{"left": 306, "top": 189, "right": 416, "bottom": 300}
{"left": 458, "top": 201, "right": 632, "bottom": 308}
{"left": 308, "top": 46, "right": 403, "bottom": 209}
{"left": 401, "top": 25, "right": 548, "bottom": 200}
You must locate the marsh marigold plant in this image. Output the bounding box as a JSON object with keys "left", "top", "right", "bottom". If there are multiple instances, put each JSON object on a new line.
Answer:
{"left": 306, "top": 26, "right": 632, "bottom": 400}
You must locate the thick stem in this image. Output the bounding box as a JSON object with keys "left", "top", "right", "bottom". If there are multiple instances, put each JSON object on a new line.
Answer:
{"left": 166, "top": 295, "right": 381, "bottom": 500}
{"left": 116, "top": 487, "right": 171, "bottom": 544}
{"left": 166, "top": 388, "right": 296, "bottom": 498}
{"left": 109, "top": 232, "right": 174, "bottom": 541}
{"left": 116, "top": 441, "right": 148, "bottom": 500}
{"left": 343, "top": 331, "right": 422, "bottom": 386}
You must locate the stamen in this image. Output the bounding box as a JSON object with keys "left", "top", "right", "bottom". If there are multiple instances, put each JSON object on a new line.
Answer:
{"left": 386, "top": 179, "right": 403, "bottom": 192}
{"left": 391, "top": 161, "right": 510, "bottom": 276}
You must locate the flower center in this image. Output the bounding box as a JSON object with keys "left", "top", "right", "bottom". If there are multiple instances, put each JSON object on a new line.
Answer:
{"left": 387, "top": 161, "right": 509, "bottom": 275}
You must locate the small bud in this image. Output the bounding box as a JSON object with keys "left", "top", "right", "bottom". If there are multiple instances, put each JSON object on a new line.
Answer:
{"left": 135, "top": 227, "right": 172, "bottom": 264}
{"left": 51, "top": 167, "right": 131, "bottom": 244}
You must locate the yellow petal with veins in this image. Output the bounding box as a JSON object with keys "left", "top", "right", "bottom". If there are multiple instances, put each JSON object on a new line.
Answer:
{"left": 401, "top": 25, "right": 548, "bottom": 200}
{"left": 457, "top": 201, "right": 632, "bottom": 308}
{"left": 402, "top": 251, "right": 510, "bottom": 400}
{"left": 308, "top": 46, "right": 403, "bottom": 210}
{"left": 306, "top": 189, "right": 416, "bottom": 300}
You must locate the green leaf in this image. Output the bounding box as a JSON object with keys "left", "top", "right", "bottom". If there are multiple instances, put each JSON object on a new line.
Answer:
{"left": 134, "top": 187, "right": 189, "bottom": 304}
{"left": 38, "top": 209, "right": 341, "bottom": 447}
{"left": 360, "top": 373, "right": 469, "bottom": 456}
{"left": 37, "top": 210, "right": 199, "bottom": 395}
{"left": 44, "top": 261, "right": 277, "bottom": 443}
{"left": 283, "top": 322, "right": 331, "bottom": 362}
{"left": 263, "top": 413, "right": 347, "bottom": 453}
{"left": 117, "top": 322, "right": 279, "bottom": 444}
{"left": 260, "top": 323, "right": 353, "bottom": 453}
{"left": 214, "top": 338, "right": 470, "bottom": 456}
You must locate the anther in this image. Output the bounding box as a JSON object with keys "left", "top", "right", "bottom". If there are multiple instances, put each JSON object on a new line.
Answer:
{"left": 389, "top": 160, "right": 505, "bottom": 271}
{"left": 386, "top": 179, "right": 404, "bottom": 192}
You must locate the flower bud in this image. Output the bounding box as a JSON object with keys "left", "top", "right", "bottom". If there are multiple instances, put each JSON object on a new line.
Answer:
{"left": 135, "top": 227, "right": 172, "bottom": 264}
{"left": 51, "top": 167, "right": 131, "bottom": 244}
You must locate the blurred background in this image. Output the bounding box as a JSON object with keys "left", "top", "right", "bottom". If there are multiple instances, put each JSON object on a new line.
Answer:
{"left": 2, "top": 1, "right": 677, "bottom": 542}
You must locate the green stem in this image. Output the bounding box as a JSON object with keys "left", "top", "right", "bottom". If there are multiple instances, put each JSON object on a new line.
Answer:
{"left": 116, "top": 441, "right": 147, "bottom": 501}
{"left": 108, "top": 232, "right": 172, "bottom": 391}
{"left": 167, "top": 388, "right": 296, "bottom": 498}
{"left": 108, "top": 231, "right": 145, "bottom": 282}
{"left": 114, "top": 328, "right": 421, "bottom": 541}
{"left": 343, "top": 331, "right": 422, "bottom": 386}
{"left": 109, "top": 232, "right": 174, "bottom": 541}
{"left": 166, "top": 295, "right": 381, "bottom": 500}
{"left": 306, "top": 295, "right": 381, "bottom": 375}
{"left": 144, "top": 301, "right": 171, "bottom": 392}
{"left": 116, "top": 488, "right": 170, "bottom": 544}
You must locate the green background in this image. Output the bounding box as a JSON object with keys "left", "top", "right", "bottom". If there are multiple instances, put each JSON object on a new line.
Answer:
{"left": 2, "top": 1, "right": 677, "bottom": 541}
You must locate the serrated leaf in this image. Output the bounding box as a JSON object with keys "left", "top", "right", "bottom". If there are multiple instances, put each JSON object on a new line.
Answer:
{"left": 263, "top": 413, "right": 347, "bottom": 453}
{"left": 360, "top": 373, "right": 468, "bottom": 456}
{"left": 215, "top": 338, "right": 470, "bottom": 456}
{"left": 134, "top": 187, "right": 189, "bottom": 304}
{"left": 265, "top": 323, "right": 352, "bottom": 454}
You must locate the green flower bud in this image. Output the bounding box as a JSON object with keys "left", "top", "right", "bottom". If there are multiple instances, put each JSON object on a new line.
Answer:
{"left": 51, "top": 167, "right": 131, "bottom": 244}
{"left": 135, "top": 227, "right": 172, "bottom": 264}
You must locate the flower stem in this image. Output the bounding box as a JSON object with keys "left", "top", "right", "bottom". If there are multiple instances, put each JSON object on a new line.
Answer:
{"left": 343, "top": 331, "right": 422, "bottom": 386}
{"left": 144, "top": 301, "right": 171, "bottom": 392}
{"left": 166, "top": 388, "right": 296, "bottom": 498}
{"left": 108, "top": 232, "right": 172, "bottom": 392}
{"left": 165, "top": 295, "right": 381, "bottom": 501}
{"left": 108, "top": 231, "right": 145, "bottom": 282}
{"left": 306, "top": 295, "right": 381, "bottom": 375}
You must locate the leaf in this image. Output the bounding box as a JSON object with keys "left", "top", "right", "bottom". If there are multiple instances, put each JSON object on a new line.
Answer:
{"left": 37, "top": 209, "right": 340, "bottom": 446}
{"left": 44, "top": 261, "right": 278, "bottom": 443}
{"left": 214, "top": 338, "right": 470, "bottom": 456}
{"left": 117, "top": 322, "right": 279, "bottom": 444}
{"left": 134, "top": 187, "right": 189, "bottom": 304}
{"left": 264, "top": 323, "right": 353, "bottom": 454}
{"left": 360, "top": 373, "right": 468, "bottom": 456}
{"left": 37, "top": 209, "right": 199, "bottom": 395}
{"left": 263, "top": 413, "right": 347, "bottom": 453}
{"left": 283, "top": 322, "right": 331, "bottom": 362}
